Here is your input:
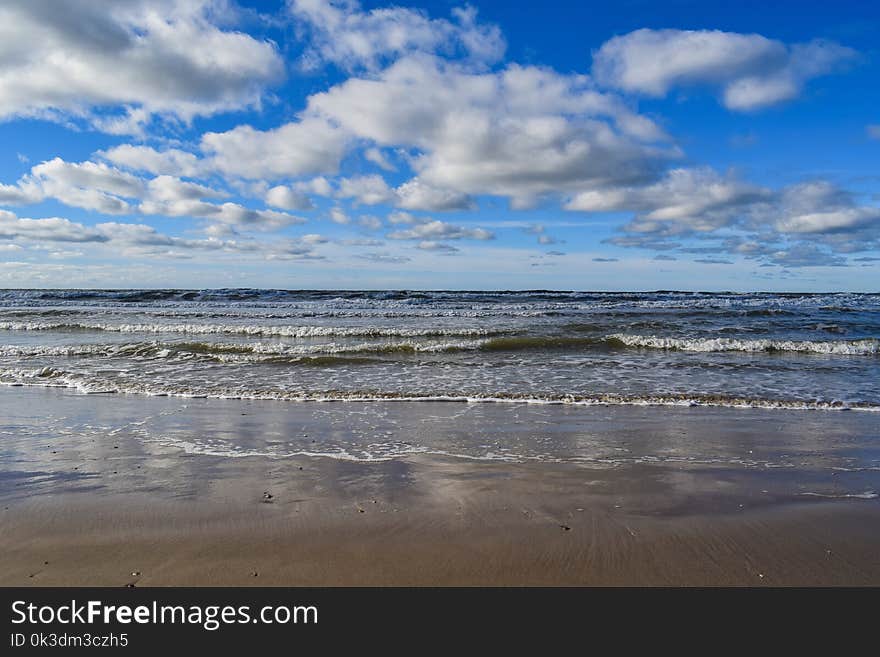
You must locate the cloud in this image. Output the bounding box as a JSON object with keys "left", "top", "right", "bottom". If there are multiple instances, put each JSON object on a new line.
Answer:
{"left": 100, "top": 143, "right": 337, "bottom": 204}
{"left": 416, "top": 240, "right": 459, "bottom": 253}
{"left": 265, "top": 185, "right": 315, "bottom": 211}
{"left": 31, "top": 158, "right": 144, "bottom": 199}
{"left": 592, "top": 29, "right": 855, "bottom": 111}
{"left": 568, "top": 167, "right": 770, "bottom": 235}
{"left": 0, "top": 209, "right": 108, "bottom": 242}
{"left": 0, "top": 0, "right": 284, "bottom": 133}
{"left": 336, "top": 175, "right": 395, "bottom": 205}
{"left": 98, "top": 145, "right": 205, "bottom": 177}
{"left": 1, "top": 1, "right": 874, "bottom": 282}
{"left": 767, "top": 244, "right": 846, "bottom": 268}
{"left": 334, "top": 175, "right": 473, "bottom": 211}
{"left": 592, "top": 257, "right": 618, "bottom": 262}
{"left": 83, "top": 12, "right": 672, "bottom": 212}
{"left": 387, "top": 211, "right": 418, "bottom": 225}
{"left": 308, "top": 55, "right": 674, "bottom": 207}
{"left": 298, "top": 177, "right": 334, "bottom": 197}
{"left": 0, "top": 1, "right": 686, "bottom": 280}
{"left": 20, "top": 157, "right": 147, "bottom": 214}
{"left": 775, "top": 207, "right": 880, "bottom": 234}
{"left": 96, "top": 222, "right": 324, "bottom": 260}
{"left": 139, "top": 200, "right": 307, "bottom": 230}
{"left": 519, "top": 225, "right": 565, "bottom": 245}
{"left": 329, "top": 207, "right": 350, "bottom": 224}
{"left": 289, "top": 0, "right": 505, "bottom": 72}
{"left": 201, "top": 117, "right": 347, "bottom": 179}
{"left": 357, "top": 215, "right": 382, "bottom": 231}
{"left": 357, "top": 252, "right": 411, "bottom": 264}
{"left": 5, "top": 156, "right": 305, "bottom": 232}
{"left": 146, "top": 176, "right": 226, "bottom": 204}
{"left": 386, "top": 218, "right": 493, "bottom": 241}
{"left": 364, "top": 147, "right": 396, "bottom": 171}
{"left": 767, "top": 181, "right": 880, "bottom": 235}
{"left": 342, "top": 238, "right": 384, "bottom": 247}
{"left": 868, "top": 125, "right": 880, "bottom": 140}
{"left": 1, "top": 208, "right": 324, "bottom": 260}
{"left": 394, "top": 178, "right": 473, "bottom": 211}
{"left": 0, "top": 182, "right": 42, "bottom": 206}
{"left": 593, "top": 171, "right": 880, "bottom": 266}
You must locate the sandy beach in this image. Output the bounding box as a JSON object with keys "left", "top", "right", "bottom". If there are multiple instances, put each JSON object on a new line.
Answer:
{"left": 1, "top": 386, "right": 878, "bottom": 586}
{"left": 1, "top": 0, "right": 879, "bottom": 604}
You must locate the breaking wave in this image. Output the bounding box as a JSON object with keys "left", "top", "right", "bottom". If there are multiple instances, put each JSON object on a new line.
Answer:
{"left": 0, "top": 339, "right": 482, "bottom": 361}
{"left": 611, "top": 334, "right": 880, "bottom": 355}
{"left": 3, "top": 333, "right": 880, "bottom": 362}
{"left": 0, "top": 320, "right": 501, "bottom": 339}
{"left": 1, "top": 365, "right": 877, "bottom": 411}
{"left": 2, "top": 290, "right": 879, "bottom": 411}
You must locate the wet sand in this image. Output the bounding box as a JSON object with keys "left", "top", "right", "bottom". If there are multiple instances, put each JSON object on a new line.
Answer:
{"left": 1, "top": 386, "right": 878, "bottom": 586}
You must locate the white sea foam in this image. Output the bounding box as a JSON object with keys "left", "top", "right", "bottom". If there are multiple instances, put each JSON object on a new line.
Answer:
{"left": 2, "top": 366, "right": 877, "bottom": 411}
{"left": 2, "top": 292, "right": 879, "bottom": 412}
{"left": 800, "top": 491, "right": 878, "bottom": 499}
{"left": 611, "top": 334, "right": 880, "bottom": 355}
{"left": 0, "top": 339, "right": 485, "bottom": 361}
{"left": 0, "top": 320, "right": 498, "bottom": 338}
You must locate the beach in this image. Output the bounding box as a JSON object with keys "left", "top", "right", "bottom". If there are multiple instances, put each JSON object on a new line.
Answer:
{"left": 2, "top": 385, "right": 878, "bottom": 586}
{"left": 1, "top": 0, "right": 879, "bottom": 606}
{"left": 1, "top": 289, "right": 879, "bottom": 586}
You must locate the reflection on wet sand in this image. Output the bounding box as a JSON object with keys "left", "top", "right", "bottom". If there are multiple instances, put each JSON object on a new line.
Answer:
{"left": 1, "top": 386, "right": 878, "bottom": 585}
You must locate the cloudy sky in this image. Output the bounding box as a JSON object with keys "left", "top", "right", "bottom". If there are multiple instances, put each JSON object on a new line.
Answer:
{"left": 0, "top": 0, "right": 878, "bottom": 290}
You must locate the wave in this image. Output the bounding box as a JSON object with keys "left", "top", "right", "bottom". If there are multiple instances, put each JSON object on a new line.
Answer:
{"left": 1, "top": 366, "right": 877, "bottom": 411}
{"left": 0, "top": 339, "right": 482, "bottom": 361}
{"left": 0, "top": 320, "right": 501, "bottom": 339}
{"left": 479, "top": 335, "right": 609, "bottom": 351}
{"left": 611, "top": 334, "right": 880, "bottom": 355}
{"left": 0, "top": 307, "right": 555, "bottom": 320}
{"left": 800, "top": 491, "right": 878, "bottom": 500}
{"left": 4, "top": 332, "right": 880, "bottom": 362}
{"left": 465, "top": 334, "right": 880, "bottom": 356}
{"left": 2, "top": 289, "right": 877, "bottom": 312}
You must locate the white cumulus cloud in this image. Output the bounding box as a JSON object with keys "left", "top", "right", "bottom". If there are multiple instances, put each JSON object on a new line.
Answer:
{"left": 592, "top": 29, "right": 854, "bottom": 111}
{"left": 289, "top": 0, "right": 505, "bottom": 71}
{"left": 0, "top": 0, "right": 284, "bottom": 133}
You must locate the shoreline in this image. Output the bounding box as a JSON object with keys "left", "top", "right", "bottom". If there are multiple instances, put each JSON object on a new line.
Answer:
{"left": 5, "top": 380, "right": 880, "bottom": 412}
{"left": 1, "top": 386, "right": 878, "bottom": 586}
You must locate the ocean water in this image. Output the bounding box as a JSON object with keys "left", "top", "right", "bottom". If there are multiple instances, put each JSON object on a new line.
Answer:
{"left": 0, "top": 289, "right": 879, "bottom": 411}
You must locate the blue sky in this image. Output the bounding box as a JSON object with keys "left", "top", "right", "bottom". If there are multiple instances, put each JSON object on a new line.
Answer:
{"left": 0, "top": 0, "right": 878, "bottom": 290}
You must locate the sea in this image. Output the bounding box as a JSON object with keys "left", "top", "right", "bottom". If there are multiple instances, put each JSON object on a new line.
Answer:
{"left": 1, "top": 289, "right": 878, "bottom": 411}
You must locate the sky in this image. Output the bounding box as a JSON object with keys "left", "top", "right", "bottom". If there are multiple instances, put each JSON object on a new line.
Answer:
{"left": 0, "top": 0, "right": 878, "bottom": 291}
